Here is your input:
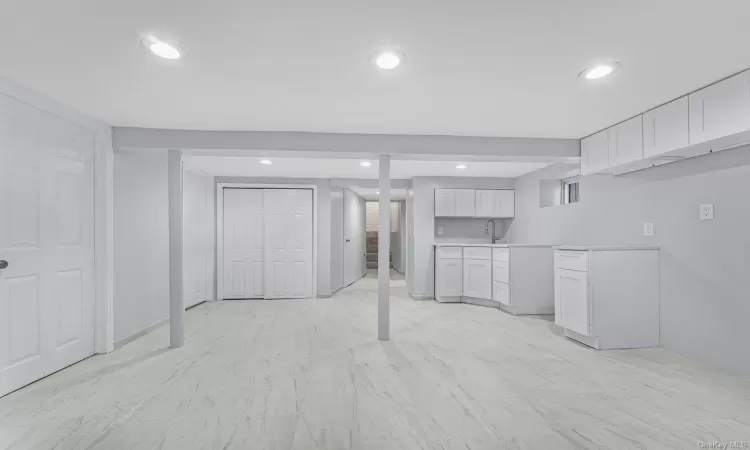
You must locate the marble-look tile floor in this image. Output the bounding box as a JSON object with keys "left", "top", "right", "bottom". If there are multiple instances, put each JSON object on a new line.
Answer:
{"left": 2, "top": 273, "right": 750, "bottom": 449}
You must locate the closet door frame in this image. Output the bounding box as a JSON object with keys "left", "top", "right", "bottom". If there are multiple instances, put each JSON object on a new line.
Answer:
{"left": 216, "top": 183, "right": 318, "bottom": 301}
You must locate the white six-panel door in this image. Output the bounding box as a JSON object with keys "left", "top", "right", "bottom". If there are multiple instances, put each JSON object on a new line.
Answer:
{"left": 222, "top": 188, "right": 264, "bottom": 299}
{"left": 264, "top": 189, "right": 313, "bottom": 299}
{"left": 0, "top": 93, "right": 95, "bottom": 397}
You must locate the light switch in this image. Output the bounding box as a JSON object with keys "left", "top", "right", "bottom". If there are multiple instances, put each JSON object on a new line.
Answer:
{"left": 437, "top": 226, "right": 444, "bottom": 236}
{"left": 700, "top": 204, "right": 714, "bottom": 221}
{"left": 643, "top": 222, "right": 654, "bottom": 236}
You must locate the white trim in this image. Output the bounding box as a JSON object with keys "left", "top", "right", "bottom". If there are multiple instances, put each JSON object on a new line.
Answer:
{"left": 216, "top": 183, "right": 319, "bottom": 301}
{"left": 0, "top": 77, "right": 115, "bottom": 354}
{"left": 114, "top": 318, "right": 168, "bottom": 349}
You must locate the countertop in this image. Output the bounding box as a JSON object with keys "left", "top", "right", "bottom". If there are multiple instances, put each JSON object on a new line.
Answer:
{"left": 433, "top": 243, "right": 554, "bottom": 248}
{"left": 554, "top": 245, "right": 660, "bottom": 251}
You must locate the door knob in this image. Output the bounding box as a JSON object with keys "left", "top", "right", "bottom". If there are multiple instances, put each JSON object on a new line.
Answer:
{"left": 0, "top": 260, "right": 7, "bottom": 270}
{"left": 345, "top": 239, "right": 351, "bottom": 243}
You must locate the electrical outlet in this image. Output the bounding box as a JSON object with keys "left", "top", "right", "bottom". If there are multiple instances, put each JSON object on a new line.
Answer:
{"left": 437, "top": 226, "right": 444, "bottom": 236}
{"left": 643, "top": 222, "right": 654, "bottom": 236}
{"left": 700, "top": 204, "right": 714, "bottom": 221}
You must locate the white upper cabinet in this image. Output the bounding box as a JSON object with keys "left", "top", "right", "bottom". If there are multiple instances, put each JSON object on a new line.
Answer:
{"left": 434, "top": 189, "right": 456, "bottom": 216}
{"left": 475, "top": 190, "right": 514, "bottom": 217}
{"left": 455, "top": 189, "right": 476, "bottom": 216}
{"left": 475, "top": 189, "right": 494, "bottom": 217}
{"left": 643, "top": 96, "right": 690, "bottom": 157}
{"left": 611, "top": 116, "right": 644, "bottom": 165}
{"left": 689, "top": 70, "right": 750, "bottom": 145}
{"left": 581, "top": 130, "right": 609, "bottom": 175}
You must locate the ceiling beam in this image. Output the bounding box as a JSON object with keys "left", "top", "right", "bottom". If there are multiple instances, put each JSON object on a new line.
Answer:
{"left": 113, "top": 127, "right": 580, "bottom": 159}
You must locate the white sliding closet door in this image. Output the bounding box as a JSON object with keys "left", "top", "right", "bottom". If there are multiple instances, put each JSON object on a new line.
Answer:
{"left": 264, "top": 189, "right": 313, "bottom": 299}
{"left": 222, "top": 189, "right": 264, "bottom": 299}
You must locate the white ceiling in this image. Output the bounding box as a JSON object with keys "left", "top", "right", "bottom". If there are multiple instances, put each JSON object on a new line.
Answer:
{"left": 183, "top": 156, "right": 550, "bottom": 178}
{"left": 3, "top": 1, "right": 750, "bottom": 138}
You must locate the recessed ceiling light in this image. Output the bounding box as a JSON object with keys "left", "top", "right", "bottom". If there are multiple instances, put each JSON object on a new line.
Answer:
{"left": 373, "top": 51, "right": 405, "bottom": 70}
{"left": 142, "top": 38, "right": 181, "bottom": 60}
{"left": 456, "top": 164, "right": 467, "bottom": 169}
{"left": 376, "top": 191, "right": 380, "bottom": 194}
{"left": 360, "top": 161, "right": 372, "bottom": 167}
{"left": 260, "top": 159, "right": 272, "bottom": 165}
{"left": 580, "top": 61, "right": 620, "bottom": 80}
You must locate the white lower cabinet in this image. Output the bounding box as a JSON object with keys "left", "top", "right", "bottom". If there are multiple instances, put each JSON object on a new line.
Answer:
{"left": 435, "top": 254, "right": 463, "bottom": 303}
{"left": 556, "top": 268, "right": 590, "bottom": 336}
{"left": 434, "top": 245, "right": 554, "bottom": 313}
{"left": 463, "top": 258, "right": 492, "bottom": 300}
{"left": 553, "top": 247, "right": 660, "bottom": 350}
{"left": 493, "top": 281, "right": 510, "bottom": 306}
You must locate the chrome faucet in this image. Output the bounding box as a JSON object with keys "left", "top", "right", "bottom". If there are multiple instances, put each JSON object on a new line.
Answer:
{"left": 485, "top": 219, "right": 500, "bottom": 244}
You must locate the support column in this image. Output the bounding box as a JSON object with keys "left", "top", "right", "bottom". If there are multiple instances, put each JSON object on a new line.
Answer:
{"left": 168, "top": 149, "right": 184, "bottom": 348}
{"left": 378, "top": 155, "right": 391, "bottom": 341}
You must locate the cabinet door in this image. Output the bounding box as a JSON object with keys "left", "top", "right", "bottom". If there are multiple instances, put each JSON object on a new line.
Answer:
{"left": 556, "top": 268, "right": 590, "bottom": 336}
{"left": 612, "top": 116, "right": 644, "bottom": 165}
{"left": 581, "top": 130, "right": 609, "bottom": 175}
{"left": 495, "top": 190, "right": 515, "bottom": 217}
{"left": 643, "top": 96, "right": 689, "bottom": 157}
{"left": 475, "top": 190, "right": 494, "bottom": 217}
{"left": 437, "top": 258, "right": 462, "bottom": 297}
{"left": 463, "top": 259, "right": 492, "bottom": 299}
{"left": 434, "top": 189, "right": 456, "bottom": 217}
{"left": 455, "top": 189, "right": 476, "bottom": 217}
{"left": 494, "top": 281, "right": 510, "bottom": 306}
{"left": 689, "top": 70, "right": 750, "bottom": 145}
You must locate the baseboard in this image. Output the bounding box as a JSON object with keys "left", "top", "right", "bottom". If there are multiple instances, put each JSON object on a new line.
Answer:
{"left": 114, "top": 318, "right": 169, "bottom": 349}
{"left": 408, "top": 289, "right": 434, "bottom": 301}
{"left": 330, "top": 272, "right": 367, "bottom": 296}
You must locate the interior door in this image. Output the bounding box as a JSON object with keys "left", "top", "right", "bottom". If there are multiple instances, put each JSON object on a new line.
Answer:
{"left": 557, "top": 268, "right": 590, "bottom": 336}
{"left": 344, "top": 189, "right": 364, "bottom": 286}
{"left": 264, "top": 189, "right": 313, "bottom": 299}
{"left": 222, "top": 188, "right": 264, "bottom": 299}
{"left": 365, "top": 201, "right": 379, "bottom": 232}
{"left": 0, "top": 94, "right": 95, "bottom": 397}
{"left": 183, "top": 170, "right": 207, "bottom": 309}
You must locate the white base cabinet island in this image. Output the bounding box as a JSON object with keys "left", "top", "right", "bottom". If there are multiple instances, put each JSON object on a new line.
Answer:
{"left": 434, "top": 244, "right": 554, "bottom": 315}
{"left": 554, "top": 246, "right": 660, "bottom": 350}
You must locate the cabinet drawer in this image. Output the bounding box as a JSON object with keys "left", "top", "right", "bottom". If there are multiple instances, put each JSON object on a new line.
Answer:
{"left": 554, "top": 250, "right": 589, "bottom": 272}
{"left": 493, "top": 261, "right": 509, "bottom": 283}
{"left": 492, "top": 248, "right": 509, "bottom": 262}
{"left": 437, "top": 247, "right": 463, "bottom": 259}
{"left": 463, "top": 247, "right": 491, "bottom": 260}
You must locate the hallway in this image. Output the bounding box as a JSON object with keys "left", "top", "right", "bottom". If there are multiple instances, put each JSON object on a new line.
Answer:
{"left": 1, "top": 276, "right": 750, "bottom": 449}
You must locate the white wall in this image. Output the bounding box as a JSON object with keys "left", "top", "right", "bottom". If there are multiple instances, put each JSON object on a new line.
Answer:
{"left": 330, "top": 187, "right": 345, "bottom": 292}
{"left": 215, "top": 177, "right": 332, "bottom": 297}
{"left": 183, "top": 169, "right": 215, "bottom": 307}
{"left": 507, "top": 146, "right": 750, "bottom": 374}
{"left": 113, "top": 150, "right": 170, "bottom": 344}
{"left": 408, "top": 177, "right": 516, "bottom": 297}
